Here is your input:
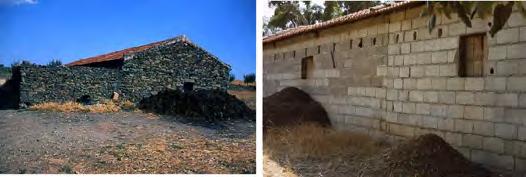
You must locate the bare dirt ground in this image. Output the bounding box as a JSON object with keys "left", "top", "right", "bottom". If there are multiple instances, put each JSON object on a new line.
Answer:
{"left": 0, "top": 110, "right": 255, "bottom": 174}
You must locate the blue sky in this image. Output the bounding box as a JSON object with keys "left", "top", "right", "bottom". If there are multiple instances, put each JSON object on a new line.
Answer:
{"left": 0, "top": 0, "right": 255, "bottom": 79}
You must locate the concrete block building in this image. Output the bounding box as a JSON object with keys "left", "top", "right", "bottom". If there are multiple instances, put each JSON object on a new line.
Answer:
{"left": 263, "top": 1, "right": 526, "bottom": 172}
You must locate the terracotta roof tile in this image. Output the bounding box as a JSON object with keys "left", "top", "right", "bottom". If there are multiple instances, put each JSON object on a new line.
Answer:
{"left": 263, "top": 1, "right": 423, "bottom": 44}
{"left": 66, "top": 35, "right": 189, "bottom": 66}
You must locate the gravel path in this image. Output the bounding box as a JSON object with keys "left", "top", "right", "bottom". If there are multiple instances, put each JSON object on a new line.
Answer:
{"left": 0, "top": 110, "right": 255, "bottom": 174}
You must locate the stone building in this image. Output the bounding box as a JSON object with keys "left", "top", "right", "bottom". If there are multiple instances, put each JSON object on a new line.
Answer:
{"left": 17, "top": 35, "right": 230, "bottom": 105}
{"left": 263, "top": 1, "right": 526, "bottom": 172}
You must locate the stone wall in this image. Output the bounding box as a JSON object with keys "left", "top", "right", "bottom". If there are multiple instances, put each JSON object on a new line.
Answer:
{"left": 19, "top": 40, "right": 230, "bottom": 105}
{"left": 263, "top": 4, "right": 526, "bottom": 172}
{"left": 121, "top": 40, "right": 230, "bottom": 102}
{"left": 19, "top": 66, "right": 121, "bottom": 105}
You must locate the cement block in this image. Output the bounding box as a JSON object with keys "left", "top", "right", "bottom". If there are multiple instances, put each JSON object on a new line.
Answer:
{"left": 464, "top": 106, "right": 484, "bottom": 120}
{"left": 432, "top": 51, "right": 449, "bottom": 64}
{"left": 425, "top": 65, "right": 440, "bottom": 76}
{"left": 410, "top": 66, "right": 425, "bottom": 77}
{"left": 484, "top": 107, "right": 504, "bottom": 122}
{"left": 507, "top": 12, "right": 526, "bottom": 27}
{"left": 447, "top": 105, "right": 464, "bottom": 118}
{"left": 447, "top": 78, "right": 465, "bottom": 91}
{"left": 520, "top": 27, "right": 526, "bottom": 42}
{"left": 456, "top": 92, "right": 475, "bottom": 105}
{"left": 404, "top": 79, "right": 417, "bottom": 89}
{"left": 448, "top": 23, "right": 466, "bottom": 36}
{"left": 520, "top": 127, "right": 526, "bottom": 141}
{"left": 445, "top": 132, "right": 463, "bottom": 146}
{"left": 439, "top": 64, "right": 457, "bottom": 77}
{"left": 438, "top": 91, "right": 456, "bottom": 104}
{"left": 387, "top": 89, "right": 398, "bottom": 101}
{"left": 401, "top": 43, "right": 411, "bottom": 54}
{"left": 416, "top": 78, "right": 432, "bottom": 90}
{"left": 409, "top": 91, "right": 424, "bottom": 102}
{"left": 473, "top": 120, "right": 494, "bottom": 136}
{"left": 471, "top": 150, "right": 515, "bottom": 170}
{"left": 465, "top": 78, "right": 484, "bottom": 91}
{"left": 507, "top": 77, "right": 526, "bottom": 91}
{"left": 484, "top": 77, "right": 506, "bottom": 91}
{"left": 394, "top": 79, "right": 403, "bottom": 89}
{"left": 496, "top": 93, "right": 518, "bottom": 107}
{"left": 416, "top": 103, "right": 431, "bottom": 115}
{"left": 402, "top": 102, "right": 416, "bottom": 114}
{"left": 399, "top": 90, "right": 409, "bottom": 101}
{"left": 438, "top": 118, "right": 455, "bottom": 131}
{"left": 475, "top": 92, "right": 496, "bottom": 106}
{"left": 415, "top": 53, "right": 432, "bottom": 65}
{"left": 455, "top": 119, "right": 473, "bottom": 133}
{"left": 463, "top": 134, "right": 483, "bottom": 149}
{"left": 420, "top": 116, "right": 437, "bottom": 128}
{"left": 495, "top": 123, "right": 517, "bottom": 139}
{"left": 520, "top": 94, "right": 526, "bottom": 108}
{"left": 423, "top": 91, "right": 438, "bottom": 103}
{"left": 430, "top": 104, "right": 447, "bottom": 117}
{"left": 400, "top": 67, "right": 410, "bottom": 78}
{"left": 482, "top": 137, "right": 505, "bottom": 154}
{"left": 507, "top": 43, "right": 526, "bottom": 59}
{"left": 488, "top": 45, "right": 507, "bottom": 60}
{"left": 496, "top": 28, "right": 520, "bottom": 44}
{"left": 431, "top": 78, "right": 447, "bottom": 90}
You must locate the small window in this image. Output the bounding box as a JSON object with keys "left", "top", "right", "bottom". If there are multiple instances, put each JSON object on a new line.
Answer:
{"left": 413, "top": 31, "right": 417, "bottom": 40}
{"left": 438, "top": 28, "right": 443, "bottom": 37}
{"left": 395, "top": 34, "right": 399, "bottom": 43}
{"left": 304, "top": 48, "right": 308, "bottom": 56}
{"left": 273, "top": 54, "right": 277, "bottom": 61}
{"left": 293, "top": 50, "right": 296, "bottom": 58}
{"left": 372, "top": 38, "right": 376, "bottom": 45}
{"left": 350, "top": 40, "right": 353, "bottom": 49}
{"left": 301, "top": 56, "right": 314, "bottom": 79}
{"left": 459, "top": 34, "right": 487, "bottom": 77}
{"left": 332, "top": 43, "right": 336, "bottom": 51}
{"left": 358, "top": 38, "right": 363, "bottom": 48}
{"left": 317, "top": 45, "right": 321, "bottom": 54}
{"left": 183, "top": 82, "right": 194, "bottom": 92}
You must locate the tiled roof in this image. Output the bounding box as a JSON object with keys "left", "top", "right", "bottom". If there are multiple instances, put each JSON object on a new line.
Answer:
{"left": 263, "top": 1, "right": 422, "bottom": 44}
{"left": 66, "top": 35, "right": 190, "bottom": 66}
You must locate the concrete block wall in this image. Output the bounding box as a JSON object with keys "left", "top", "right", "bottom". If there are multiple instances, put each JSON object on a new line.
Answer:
{"left": 263, "top": 4, "right": 526, "bottom": 172}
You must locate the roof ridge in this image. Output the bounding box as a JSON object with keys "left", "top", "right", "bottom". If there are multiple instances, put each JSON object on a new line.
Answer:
{"left": 66, "top": 35, "right": 190, "bottom": 66}
{"left": 263, "top": 1, "right": 422, "bottom": 44}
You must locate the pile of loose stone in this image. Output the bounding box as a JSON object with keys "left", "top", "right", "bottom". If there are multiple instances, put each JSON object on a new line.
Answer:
{"left": 138, "top": 89, "right": 255, "bottom": 122}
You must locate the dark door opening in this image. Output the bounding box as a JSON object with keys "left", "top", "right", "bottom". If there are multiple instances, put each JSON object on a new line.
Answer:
{"left": 183, "top": 82, "right": 194, "bottom": 92}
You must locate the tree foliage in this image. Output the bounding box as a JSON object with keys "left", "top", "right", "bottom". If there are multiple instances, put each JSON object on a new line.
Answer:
{"left": 423, "top": 1, "right": 526, "bottom": 37}
{"left": 265, "top": 1, "right": 379, "bottom": 36}
{"left": 243, "top": 73, "right": 255, "bottom": 84}
{"left": 47, "top": 59, "right": 62, "bottom": 67}
{"left": 229, "top": 72, "right": 236, "bottom": 82}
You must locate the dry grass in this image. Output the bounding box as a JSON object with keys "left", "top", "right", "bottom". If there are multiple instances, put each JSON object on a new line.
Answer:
{"left": 264, "top": 123, "right": 389, "bottom": 177}
{"left": 264, "top": 123, "right": 384, "bottom": 159}
{"left": 228, "top": 90, "right": 256, "bottom": 110}
{"left": 30, "top": 100, "right": 137, "bottom": 113}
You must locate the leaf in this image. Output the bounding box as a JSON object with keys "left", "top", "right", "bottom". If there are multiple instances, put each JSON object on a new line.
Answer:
{"left": 454, "top": 2, "right": 472, "bottom": 28}
{"left": 428, "top": 15, "right": 436, "bottom": 33}
{"left": 476, "top": 1, "right": 495, "bottom": 19}
{"left": 517, "top": 2, "right": 526, "bottom": 18}
{"left": 490, "top": 2, "right": 514, "bottom": 37}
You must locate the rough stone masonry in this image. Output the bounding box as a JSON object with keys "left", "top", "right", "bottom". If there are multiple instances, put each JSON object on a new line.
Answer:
{"left": 17, "top": 35, "right": 231, "bottom": 106}
{"left": 263, "top": 2, "right": 526, "bottom": 172}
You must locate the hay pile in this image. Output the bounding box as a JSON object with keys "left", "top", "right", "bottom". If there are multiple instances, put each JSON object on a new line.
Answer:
{"left": 138, "top": 89, "right": 254, "bottom": 121}
{"left": 263, "top": 87, "right": 330, "bottom": 129}
{"left": 381, "top": 134, "right": 493, "bottom": 177}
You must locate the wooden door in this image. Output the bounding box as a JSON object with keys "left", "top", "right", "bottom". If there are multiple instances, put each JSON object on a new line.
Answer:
{"left": 460, "top": 34, "right": 487, "bottom": 77}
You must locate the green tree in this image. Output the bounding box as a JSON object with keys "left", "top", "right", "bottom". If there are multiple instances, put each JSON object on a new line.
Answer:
{"left": 422, "top": 1, "right": 526, "bottom": 37}
{"left": 229, "top": 72, "right": 236, "bottom": 82}
{"left": 264, "top": 1, "right": 379, "bottom": 36}
{"left": 47, "top": 59, "right": 62, "bottom": 67}
{"left": 243, "top": 73, "right": 255, "bottom": 85}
